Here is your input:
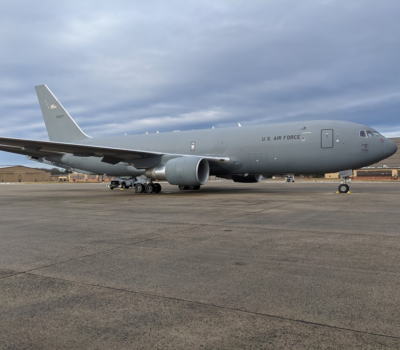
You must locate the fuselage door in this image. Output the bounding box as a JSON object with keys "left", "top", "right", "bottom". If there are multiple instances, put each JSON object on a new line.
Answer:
{"left": 321, "top": 129, "right": 334, "bottom": 148}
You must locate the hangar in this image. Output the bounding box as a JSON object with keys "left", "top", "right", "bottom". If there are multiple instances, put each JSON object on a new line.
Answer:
{"left": 0, "top": 166, "right": 51, "bottom": 183}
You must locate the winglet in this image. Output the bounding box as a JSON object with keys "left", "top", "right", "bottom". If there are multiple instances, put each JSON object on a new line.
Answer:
{"left": 35, "top": 85, "right": 90, "bottom": 142}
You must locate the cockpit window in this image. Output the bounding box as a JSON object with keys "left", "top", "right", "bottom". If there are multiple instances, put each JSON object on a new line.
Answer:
{"left": 359, "top": 130, "right": 366, "bottom": 137}
{"left": 366, "top": 130, "right": 374, "bottom": 137}
{"left": 372, "top": 130, "right": 382, "bottom": 136}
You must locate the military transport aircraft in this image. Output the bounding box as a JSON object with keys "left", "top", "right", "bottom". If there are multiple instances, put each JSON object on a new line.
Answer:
{"left": 0, "top": 85, "right": 397, "bottom": 193}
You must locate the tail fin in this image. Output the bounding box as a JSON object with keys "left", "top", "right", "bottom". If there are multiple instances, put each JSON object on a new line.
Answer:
{"left": 35, "top": 84, "right": 90, "bottom": 142}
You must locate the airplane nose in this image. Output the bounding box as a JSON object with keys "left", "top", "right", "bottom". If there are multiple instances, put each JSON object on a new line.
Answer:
{"left": 384, "top": 139, "right": 398, "bottom": 158}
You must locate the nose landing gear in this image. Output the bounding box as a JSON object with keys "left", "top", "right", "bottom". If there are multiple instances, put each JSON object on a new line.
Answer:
{"left": 337, "top": 170, "right": 353, "bottom": 193}
{"left": 285, "top": 175, "right": 295, "bottom": 182}
{"left": 338, "top": 183, "right": 350, "bottom": 193}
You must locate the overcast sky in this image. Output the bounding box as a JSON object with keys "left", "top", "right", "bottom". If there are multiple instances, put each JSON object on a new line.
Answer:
{"left": 1, "top": 0, "right": 400, "bottom": 165}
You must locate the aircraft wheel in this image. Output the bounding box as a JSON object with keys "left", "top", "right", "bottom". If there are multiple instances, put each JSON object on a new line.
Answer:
{"left": 338, "top": 184, "right": 349, "bottom": 193}
{"left": 193, "top": 185, "right": 201, "bottom": 190}
{"left": 135, "top": 184, "right": 144, "bottom": 193}
{"left": 154, "top": 183, "right": 162, "bottom": 193}
{"left": 286, "top": 178, "right": 290, "bottom": 182}
{"left": 187, "top": 185, "right": 195, "bottom": 190}
{"left": 145, "top": 183, "right": 154, "bottom": 193}
{"left": 179, "top": 185, "right": 188, "bottom": 190}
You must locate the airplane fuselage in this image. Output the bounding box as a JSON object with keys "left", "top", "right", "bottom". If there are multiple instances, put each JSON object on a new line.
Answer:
{"left": 43, "top": 120, "right": 396, "bottom": 177}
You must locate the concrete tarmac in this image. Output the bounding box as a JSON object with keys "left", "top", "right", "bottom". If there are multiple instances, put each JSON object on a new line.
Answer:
{"left": 1, "top": 181, "right": 400, "bottom": 349}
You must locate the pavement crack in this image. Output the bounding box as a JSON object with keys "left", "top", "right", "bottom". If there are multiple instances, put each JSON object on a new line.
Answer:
{"left": 0, "top": 225, "right": 204, "bottom": 280}
{"left": 22, "top": 272, "right": 400, "bottom": 341}
{"left": 212, "top": 203, "right": 293, "bottom": 224}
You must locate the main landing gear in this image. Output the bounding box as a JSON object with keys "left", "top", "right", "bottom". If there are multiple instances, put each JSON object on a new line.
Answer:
{"left": 179, "top": 185, "right": 201, "bottom": 191}
{"left": 135, "top": 182, "right": 162, "bottom": 194}
{"left": 108, "top": 177, "right": 162, "bottom": 194}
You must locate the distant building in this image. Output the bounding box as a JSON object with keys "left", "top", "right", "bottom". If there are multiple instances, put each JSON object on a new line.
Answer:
{"left": 63, "top": 173, "right": 112, "bottom": 182}
{"left": 325, "top": 173, "right": 340, "bottom": 179}
{"left": 0, "top": 166, "right": 51, "bottom": 183}
{"left": 353, "top": 168, "right": 397, "bottom": 180}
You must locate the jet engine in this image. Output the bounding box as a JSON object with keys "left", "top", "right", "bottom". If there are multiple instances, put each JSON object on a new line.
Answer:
{"left": 145, "top": 157, "right": 209, "bottom": 186}
{"left": 232, "top": 174, "right": 262, "bottom": 183}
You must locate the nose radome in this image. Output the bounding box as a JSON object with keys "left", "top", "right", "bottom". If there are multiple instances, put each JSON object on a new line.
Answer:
{"left": 384, "top": 139, "right": 398, "bottom": 158}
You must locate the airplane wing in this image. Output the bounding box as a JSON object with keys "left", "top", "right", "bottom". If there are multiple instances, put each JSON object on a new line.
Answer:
{"left": 0, "top": 137, "right": 229, "bottom": 164}
{"left": 0, "top": 144, "right": 64, "bottom": 158}
{"left": 0, "top": 136, "right": 164, "bottom": 159}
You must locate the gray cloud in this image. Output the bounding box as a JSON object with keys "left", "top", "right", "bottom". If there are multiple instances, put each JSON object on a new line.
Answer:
{"left": 1, "top": 0, "right": 400, "bottom": 165}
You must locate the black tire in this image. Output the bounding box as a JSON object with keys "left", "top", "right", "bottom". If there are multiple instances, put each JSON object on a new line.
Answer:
{"left": 179, "top": 185, "right": 188, "bottom": 190}
{"left": 145, "top": 183, "right": 154, "bottom": 193}
{"left": 338, "top": 184, "right": 349, "bottom": 193}
{"left": 154, "top": 183, "right": 162, "bottom": 193}
{"left": 135, "top": 184, "right": 144, "bottom": 193}
{"left": 193, "top": 185, "right": 200, "bottom": 190}
{"left": 187, "top": 185, "right": 195, "bottom": 190}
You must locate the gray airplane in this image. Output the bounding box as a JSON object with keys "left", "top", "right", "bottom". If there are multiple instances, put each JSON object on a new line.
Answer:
{"left": 0, "top": 85, "right": 397, "bottom": 193}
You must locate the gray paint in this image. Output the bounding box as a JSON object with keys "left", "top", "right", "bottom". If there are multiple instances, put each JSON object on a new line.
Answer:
{"left": 35, "top": 85, "right": 90, "bottom": 143}
{"left": 0, "top": 86, "right": 398, "bottom": 180}
{"left": 64, "top": 121, "right": 395, "bottom": 176}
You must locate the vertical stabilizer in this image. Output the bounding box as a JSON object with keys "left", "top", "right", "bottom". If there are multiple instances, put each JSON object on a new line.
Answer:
{"left": 35, "top": 85, "right": 90, "bottom": 142}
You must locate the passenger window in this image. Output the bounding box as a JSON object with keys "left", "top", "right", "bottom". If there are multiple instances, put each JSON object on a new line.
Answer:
{"left": 359, "top": 130, "right": 366, "bottom": 137}
{"left": 367, "top": 130, "right": 374, "bottom": 137}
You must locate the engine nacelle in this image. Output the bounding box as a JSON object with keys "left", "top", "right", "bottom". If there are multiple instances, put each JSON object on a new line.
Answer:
{"left": 232, "top": 174, "right": 262, "bottom": 183}
{"left": 145, "top": 157, "right": 209, "bottom": 186}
